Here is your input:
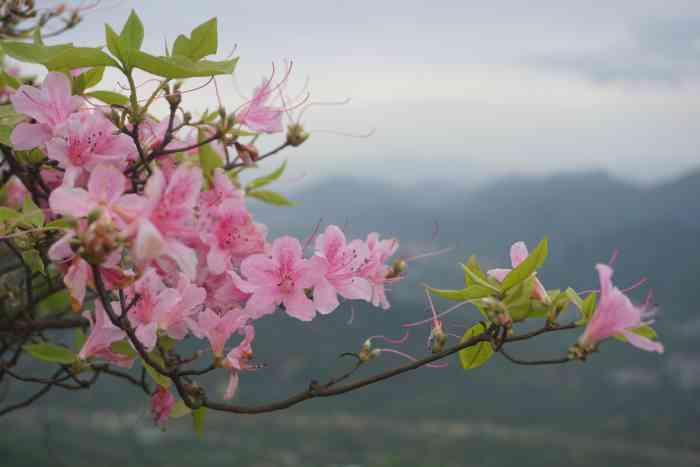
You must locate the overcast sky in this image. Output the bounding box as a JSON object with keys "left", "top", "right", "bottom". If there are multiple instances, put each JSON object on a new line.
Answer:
{"left": 55, "top": 0, "right": 700, "bottom": 187}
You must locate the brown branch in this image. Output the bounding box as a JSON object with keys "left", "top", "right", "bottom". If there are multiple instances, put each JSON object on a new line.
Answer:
{"left": 498, "top": 348, "right": 572, "bottom": 366}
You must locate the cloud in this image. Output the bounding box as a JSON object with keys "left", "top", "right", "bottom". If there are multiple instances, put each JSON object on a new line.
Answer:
{"left": 532, "top": 17, "right": 700, "bottom": 84}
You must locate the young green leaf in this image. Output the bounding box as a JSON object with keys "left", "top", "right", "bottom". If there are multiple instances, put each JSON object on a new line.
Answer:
{"left": 463, "top": 255, "right": 487, "bottom": 286}
{"left": 197, "top": 130, "right": 223, "bottom": 179}
{"left": 500, "top": 237, "right": 548, "bottom": 291}
{"left": 46, "top": 47, "right": 118, "bottom": 71}
{"left": 172, "top": 18, "right": 218, "bottom": 61}
{"left": 565, "top": 287, "right": 583, "bottom": 310}
{"left": 0, "top": 206, "right": 20, "bottom": 222}
{"left": 21, "top": 249, "right": 45, "bottom": 275}
{"left": 36, "top": 290, "right": 71, "bottom": 317}
{"left": 245, "top": 160, "right": 287, "bottom": 192}
{"left": 460, "top": 263, "right": 500, "bottom": 293}
{"left": 120, "top": 10, "right": 145, "bottom": 51}
{"left": 614, "top": 325, "right": 658, "bottom": 343}
{"left": 110, "top": 340, "right": 138, "bottom": 359}
{"left": 72, "top": 67, "right": 105, "bottom": 94}
{"left": 427, "top": 284, "right": 492, "bottom": 302}
{"left": 170, "top": 400, "right": 192, "bottom": 419}
{"left": 143, "top": 352, "right": 171, "bottom": 388}
{"left": 22, "top": 196, "right": 44, "bottom": 227}
{"left": 581, "top": 292, "right": 597, "bottom": 321}
{"left": 130, "top": 50, "right": 238, "bottom": 79}
{"left": 73, "top": 328, "right": 87, "bottom": 352}
{"left": 24, "top": 343, "right": 76, "bottom": 364}
{"left": 458, "top": 322, "right": 493, "bottom": 370}
{"left": 192, "top": 407, "right": 207, "bottom": 438}
{"left": 85, "top": 90, "right": 130, "bottom": 106}
{"left": 247, "top": 190, "right": 296, "bottom": 207}
{"left": 0, "top": 41, "right": 73, "bottom": 65}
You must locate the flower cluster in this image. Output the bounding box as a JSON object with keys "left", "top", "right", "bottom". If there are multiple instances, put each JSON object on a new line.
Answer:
{"left": 5, "top": 71, "right": 400, "bottom": 408}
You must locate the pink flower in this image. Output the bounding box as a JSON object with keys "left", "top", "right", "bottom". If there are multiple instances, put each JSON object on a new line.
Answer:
{"left": 157, "top": 274, "right": 206, "bottom": 340}
{"left": 1, "top": 176, "right": 28, "bottom": 209}
{"left": 223, "top": 324, "right": 255, "bottom": 400}
{"left": 133, "top": 164, "right": 202, "bottom": 279}
{"left": 190, "top": 307, "right": 247, "bottom": 357}
{"left": 312, "top": 225, "right": 372, "bottom": 314}
{"left": 358, "top": 233, "right": 399, "bottom": 310}
{"left": 49, "top": 164, "right": 144, "bottom": 228}
{"left": 199, "top": 168, "right": 244, "bottom": 214}
{"left": 150, "top": 385, "right": 176, "bottom": 428}
{"left": 125, "top": 269, "right": 181, "bottom": 351}
{"left": 46, "top": 111, "right": 134, "bottom": 186}
{"left": 78, "top": 301, "right": 133, "bottom": 368}
{"left": 487, "top": 241, "right": 549, "bottom": 303}
{"left": 578, "top": 264, "right": 664, "bottom": 353}
{"left": 48, "top": 227, "right": 131, "bottom": 311}
{"left": 10, "top": 72, "right": 82, "bottom": 150}
{"left": 236, "top": 78, "right": 283, "bottom": 134}
{"left": 231, "top": 236, "right": 325, "bottom": 321}
{"left": 202, "top": 199, "right": 268, "bottom": 275}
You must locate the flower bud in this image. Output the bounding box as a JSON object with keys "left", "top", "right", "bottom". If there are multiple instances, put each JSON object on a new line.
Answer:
{"left": 286, "top": 123, "right": 309, "bottom": 147}
{"left": 234, "top": 142, "right": 259, "bottom": 166}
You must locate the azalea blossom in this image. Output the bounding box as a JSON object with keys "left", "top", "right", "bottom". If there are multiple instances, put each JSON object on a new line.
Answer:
{"left": 202, "top": 199, "right": 268, "bottom": 275}
{"left": 223, "top": 324, "right": 255, "bottom": 400}
{"left": 190, "top": 307, "right": 247, "bottom": 357}
{"left": 487, "top": 241, "right": 549, "bottom": 303}
{"left": 132, "top": 164, "right": 202, "bottom": 279}
{"left": 78, "top": 301, "right": 133, "bottom": 368}
{"left": 46, "top": 111, "right": 134, "bottom": 186}
{"left": 358, "top": 233, "right": 399, "bottom": 310}
{"left": 312, "top": 225, "right": 372, "bottom": 314}
{"left": 48, "top": 226, "right": 131, "bottom": 311}
{"left": 10, "top": 72, "right": 82, "bottom": 150}
{"left": 236, "top": 77, "right": 283, "bottom": 134}
{"left": 1, "top": 175, "right": 28, "bottom": 208}
{"left": 578, "top": 264, "right": 664, "bottom": 354}
{"left": 232, "top": 236, "right": 325, "bottom": 321}
{"left": 125, "top": 268, "right": 181, "bottom": 351}
{"left": 48, "top": 164, "right": 144, "bottom": 229}
{"left": 151, "top": 385, "right": 176, "bottom": 428}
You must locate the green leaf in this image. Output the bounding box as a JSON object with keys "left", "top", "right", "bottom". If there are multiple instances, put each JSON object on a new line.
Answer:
{"left": 0, "top": 103, "right": 26, "bottom": 127}
{"left": 73, "top": 328, "right": 87, "bottom": 352}
{"left": 192, "top": 407, "right": 206, "bottom": 438}
{"left": 143, "top": 352, "right": 171, "bottom": 388}
{"left": 172, "top": 18, "right": 218, "bottom": 61}
{"left": 130, "top": 50, "right": 238, "bottom": 79}
{"left": 197, "top": 130, "right": 223, "bottom": 179}
{"left": 0, "top": 206, "right": 20, "bottom": 222}
{"left": 24, "top": 342, "right": 76, "bottom": 364}
{"left": 46, "top": 47, "right": 118, "bottom": 71}
{"left": 72, "top": 67, "right": 105, "bottom": 94}
{"left": 500, "top": 237, "right": 549, "bottom": 292}
{"left": 427, "top": 284, "right": 493, "bottom": 302}
{"left": 104, "top": 24, "right": 125, "bottom": 65}
{"left": 21, "top": 249, "right": 44, "bottom": 275}
{"left": 503, "top": 277, "right": 535, "bottom": 322}
{"left": 0, "top": 125, "right": 12, "bottom": 145}
{"left": 463, "top": 255, "right": 487, "bottom": 287}
{"left": 0, "top": 41, "right": 73, "bottom": 65}
{"left": 170, "top": 400, "right": 191, "bottom": 419}
{"left": 458, "top": 322, "right": 493, "bottom": 370}
{"left": 36, "top": 290, "right": 71, "bottom": 317}
{"left": 110, "top": 340, "right": 138, "bottom": 359}
{"left": 247, "top": 189, "right": 296, "bottom": 207}
{"left": 85, "top": 90, "right": 130, "bottom": 106}
{"left": 45, "top": 217, "right": 76, "bottom": 230}
{"left": 245, "top": 160, "right": 287, "bottom": 192}
{"left": 22, "top": 196, "right": 44, "bottom": 227}
{"left": 581, "top": 292, "right": 597, "bottom": 321}
{"left": 565, "top": 287, "right": 583, "bottom": 310}
{"left": 460, "top": 263, "right": 500, "bottom": 293}
{"left": 0, "top": 69, "right": 21, "bottom": 90}
{"left": 120, "top": 10, "right": 144, "bottom": 51}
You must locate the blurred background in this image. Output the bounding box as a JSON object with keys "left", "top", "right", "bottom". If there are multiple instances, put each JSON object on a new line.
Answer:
{"left": 2, "top": 1, "right": 699, "bottom": 466}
